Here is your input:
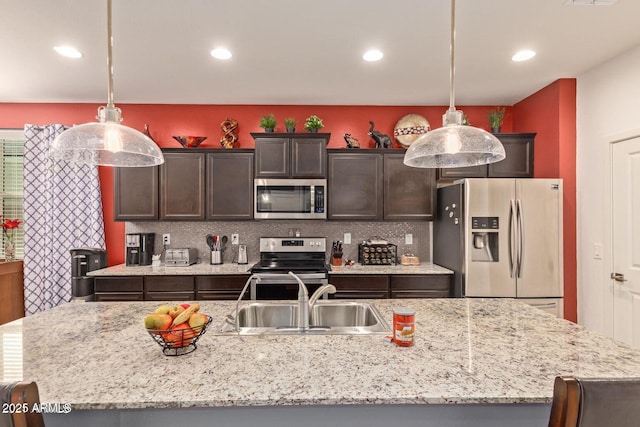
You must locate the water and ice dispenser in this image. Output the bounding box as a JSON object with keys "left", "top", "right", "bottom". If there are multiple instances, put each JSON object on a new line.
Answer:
{"left": 470, "top": 217, "right": 499, "bottom": 262}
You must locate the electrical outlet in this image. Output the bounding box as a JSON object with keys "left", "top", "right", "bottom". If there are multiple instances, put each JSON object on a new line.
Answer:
{"left": 343, "top": 232, "right": 351, "bottom": 244}
{"left": 231, "top": 233, "right": 239, "bottom": 245}
{"left": 405, "top": 233, "right": 413, "bottom": 245}
{"left": 162, "top": 234, "right": 170, "bottom": 245}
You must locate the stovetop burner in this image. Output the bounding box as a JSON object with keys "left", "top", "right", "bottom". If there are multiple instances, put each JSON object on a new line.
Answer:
{"left": 252, "top": 237, "right": 329, "bottom": 275}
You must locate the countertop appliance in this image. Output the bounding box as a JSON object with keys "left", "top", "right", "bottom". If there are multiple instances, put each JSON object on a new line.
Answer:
{"left": 165, "top": 248, "right": 198, "bottom": 266}
{"left": 237, "top": 244, "right": 248, "bottom": 265}
{"left": 70, "top": 248, "right": 107, "bottom": 302}
{"left": 254, "top": 179, "right": 326, "bottom": 220}
{"left": 249, "top": 237, "right": 329, "bottom": 299}
{"left": 434, "top": 178, "right": 564, "bottom": 317}
{"left": 126, "top": 233, "right": 154, "bottom": 266}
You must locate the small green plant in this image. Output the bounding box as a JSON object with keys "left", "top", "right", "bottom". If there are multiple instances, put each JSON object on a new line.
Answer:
{"left": 284, "top": 118, "right": 296, "bottom": 128}
{"left": 488, "top": 107, "right": 506, "bottom": 129}
{"left": 304, "top": 115, "right": 324, "bottom": 131}
{"left": 259, "top": 114, "right": 277, "bottom": 130}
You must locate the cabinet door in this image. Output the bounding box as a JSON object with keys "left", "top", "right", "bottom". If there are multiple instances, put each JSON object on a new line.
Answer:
{"left": 145, "top": 276, "right": 194, "bottom": 292}
{"left": 488, "top": 133, "right": 535, "bottom": 178}
{"left": 94, "top": 277, "right": 144, "bottom": 292}
{"left": 328, "top": 152, "right": 383, "bottom": 220}
{"left": 291, "top": 138, "right": 326, "bottom": 178}
{"left": 383, "top": 153, "right": 436, "bottom": 221}
{"left": 95, "top": 292, "right": 144, "bottom": 302}
{"left": 114, "top": 166, "right": 159, "bottom": 220}
{"left": 206, "top": 152, "right": 254, "bottom": 220}
{"left": 438, "top": 165, "right": 487, "bottom": 180}
{"left": 145, "top": 291, "right": 195, "bottom": 301}
{"left": 160, "top": 152, "right": 206, "bottom": 220}
{"left": 196, "top": 275, "right": 251, "bottom": 300}
{"left": 254, "top": 138, "right": 289, "bottom": 178}
{"left": 328, "top": 275, "right": 389, "bottom": 299}
{"left": 390, "top": 275, "right": 451, "bottom": 298}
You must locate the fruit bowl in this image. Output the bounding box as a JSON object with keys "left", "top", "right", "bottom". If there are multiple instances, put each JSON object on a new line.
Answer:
{"left": 172, "top": 135, "right": 207, "bottom": 148}
{"left": 146, "top": 315, "right": 212, "bottom": 356}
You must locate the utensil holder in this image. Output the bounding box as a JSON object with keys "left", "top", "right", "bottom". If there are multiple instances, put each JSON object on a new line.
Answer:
{"left": 210, "top": 250, "right": 222, "bottom": 265}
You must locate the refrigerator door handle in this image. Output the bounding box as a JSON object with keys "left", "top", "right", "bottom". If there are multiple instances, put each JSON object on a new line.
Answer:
{"left": 509, "top": 199, "right": 517, "bottom": 278}
{"left": 516, "top": 199, "right": 524, "bottom": 278}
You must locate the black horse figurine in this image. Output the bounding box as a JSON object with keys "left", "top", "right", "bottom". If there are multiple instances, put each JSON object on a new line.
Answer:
{"left": 368, "top": 121, "right": 392, "bottom": 148}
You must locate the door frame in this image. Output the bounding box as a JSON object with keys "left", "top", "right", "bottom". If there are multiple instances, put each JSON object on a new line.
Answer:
{"left": 604, "top": 128, "right": 640, "bottom": 338}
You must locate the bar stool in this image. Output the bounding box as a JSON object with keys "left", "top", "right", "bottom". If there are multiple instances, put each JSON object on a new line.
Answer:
{"left": 0, "top": 382, "right": 45, "bottom": 427}
{"left": 548, "top": 376, "right": 640, "bottom": 427}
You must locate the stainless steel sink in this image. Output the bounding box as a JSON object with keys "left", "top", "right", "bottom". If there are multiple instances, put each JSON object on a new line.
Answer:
{"left": 219, "top": 301, "right": 390, "bottom": 335}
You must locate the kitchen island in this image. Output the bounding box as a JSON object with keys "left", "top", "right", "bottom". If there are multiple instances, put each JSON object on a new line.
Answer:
{"left": 2, "top": 299, "right": 640, "bottom": 426}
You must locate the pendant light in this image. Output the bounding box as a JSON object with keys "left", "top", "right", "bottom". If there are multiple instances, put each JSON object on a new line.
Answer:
{"left": 404, "top": 0, "right": 505, "bottom": 169}
{"left": 50, "top": 0, "right": 164, "bottom": 167}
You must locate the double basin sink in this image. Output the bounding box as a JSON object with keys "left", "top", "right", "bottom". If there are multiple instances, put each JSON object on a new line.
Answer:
{"left": 219, "top": 301, "right": 390, "bottom": 335}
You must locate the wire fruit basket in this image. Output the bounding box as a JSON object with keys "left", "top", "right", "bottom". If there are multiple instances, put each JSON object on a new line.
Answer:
{"left": 146, "top": 316, "right": 212, "bottom": 356}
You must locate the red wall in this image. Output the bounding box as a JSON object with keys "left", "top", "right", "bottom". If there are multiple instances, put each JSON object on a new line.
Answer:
{"left": 513, "top": 79, "right": 577, "bottom": 322}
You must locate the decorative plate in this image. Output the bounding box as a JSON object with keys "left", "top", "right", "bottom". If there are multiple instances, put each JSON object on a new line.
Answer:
{"left": 393, "top": 114, "right": 430, "bottom": 148}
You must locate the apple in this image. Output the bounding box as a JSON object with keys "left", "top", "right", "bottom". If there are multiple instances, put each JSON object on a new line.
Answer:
{"left": 188, "top": 313, "right": 208, "bottom": 332}
{"left": 144, "top": 313, "right": 172, "bottom": 330}
{"left": 168, "top": 305, "right": 185, "bottom": 319}
{"left": 165, "top": 323, "right": 196, "bottom": 348}
{"left": 180, "top": 303, "right": 190, "bottom": 310}
{"left": 154, "top": 305, "right": 171, "bottom": 315}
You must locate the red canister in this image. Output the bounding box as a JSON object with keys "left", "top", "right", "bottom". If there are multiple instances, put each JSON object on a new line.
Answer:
{"left": 392, "top": 307, "right": 415, "bottom": 347}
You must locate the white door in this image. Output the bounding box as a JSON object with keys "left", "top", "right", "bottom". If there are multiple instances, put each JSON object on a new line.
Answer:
{"left": 612, "top": 136, "right": 640, "bottom": 348}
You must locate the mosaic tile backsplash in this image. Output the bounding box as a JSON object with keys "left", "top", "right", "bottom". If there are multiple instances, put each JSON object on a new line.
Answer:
{"left": 126, "top": 221, "right": 431, "bottom": 265}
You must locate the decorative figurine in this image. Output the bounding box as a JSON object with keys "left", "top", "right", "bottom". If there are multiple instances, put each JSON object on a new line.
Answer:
{"left": 368, "top": 121, "right": 392, "bottom": 148}
{"left": 343, "top": 133, "right": 360, "bottom": 148}
{"left": 143, "top": 124, "right": 157, "bottom": 143}
{"left": 220, "top": 117, "right": 238, "bottom": 149}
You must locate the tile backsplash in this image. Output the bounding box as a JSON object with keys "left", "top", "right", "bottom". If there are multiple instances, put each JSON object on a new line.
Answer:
{"left": 126, "top": 221, "right": 431, "bottom": 265}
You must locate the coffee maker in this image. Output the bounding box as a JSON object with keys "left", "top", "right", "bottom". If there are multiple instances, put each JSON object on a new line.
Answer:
{"left": 126, "top": 233, "right": 155, "bottom": 266}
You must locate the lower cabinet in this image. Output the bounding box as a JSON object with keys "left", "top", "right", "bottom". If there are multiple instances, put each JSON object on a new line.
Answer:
{"left": 329, "top": 275, "right": 390, "bottom": 299}
{"left": 144, "top": 276, "right": 195, "bottom": 300}
{"left": 390, "top": 275, "right": 451, "bottom": 298}
{"left": 196, "top": 275, "right": 250, "bottom": 300}
{"left": 94, "top": 277, "right": 144, "bottom": 301}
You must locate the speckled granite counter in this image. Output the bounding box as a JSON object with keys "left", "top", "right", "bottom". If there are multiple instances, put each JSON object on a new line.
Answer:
{"left": 329, "top": 262, "right": 452, "bottom": 275}
{"left": 88, "top": 262, "right": 452, "bottom": 276}
{"left": 2, "top": 298, "right": 640, "bottom": 414}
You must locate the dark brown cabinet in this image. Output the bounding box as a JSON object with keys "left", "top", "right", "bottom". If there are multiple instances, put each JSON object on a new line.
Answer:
{"left": 144, "top": 276, "right": 195, "bottom": 300}
{"left": 328, "top": 275, "right": 390, "bottom": 299}
{"left": 253, "top": 133, "right": 329, "bottom": 178}
{"left": 328, "top": 150, "right": 436, "bottom": 221}
{"left": 196, "top": 275, "right": 251, "bottom": 300}
{"left": 206, "top": 151, "right": 254, "bottom": 220}
{"left": 114, "top": 166, "right": 159, "bottom": 220}
{"left": 390, "top": 275, "right": 451, "bottom": 298}
{"left": 94, "top": 277, "right": 144, "bottom": 301}
{"left": 160, "top": 152, "right": 206, "bottom": 220}
{"left": 328, "top": 151, "right": 383, "bottom": 220}
{"left": 438, "top": 133, "right": 535, "bottom": 180}
{"left": 383, "top": 153, "right": 437, "bottom": 221}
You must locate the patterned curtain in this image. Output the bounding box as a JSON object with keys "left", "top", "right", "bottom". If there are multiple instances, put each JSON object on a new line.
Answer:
{"left": 22, "top": 124, "right": 105, "bottom": 315}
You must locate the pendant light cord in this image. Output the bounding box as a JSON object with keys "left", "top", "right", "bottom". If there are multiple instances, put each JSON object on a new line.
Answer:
{"left": 106, "top": 0, "right": 115, "bottom": 109}
{"left": 449, "top": 0, "right": 456, "bottom": 112}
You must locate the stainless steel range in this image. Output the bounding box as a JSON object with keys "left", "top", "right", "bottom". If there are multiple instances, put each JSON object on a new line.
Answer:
{"left": 249, "top": 237, "right": 329, "bottom": 299}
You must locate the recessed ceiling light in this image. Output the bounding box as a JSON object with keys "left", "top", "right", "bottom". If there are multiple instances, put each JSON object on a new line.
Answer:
{"left": 512, "top": 50, "right": 536, "bottom": 62}
{"left": 210, "top": 48, "right": 232, "bottom": 60}
{"left": 54, "top": 45, "right": 83, "bottom": 59}
{"left": 363, "top": 49, "right": 383, "bottom": 62}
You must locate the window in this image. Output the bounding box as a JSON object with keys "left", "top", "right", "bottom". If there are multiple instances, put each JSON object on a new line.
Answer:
{"left": 0, "top": 129, "right": 24, "bottom": 259}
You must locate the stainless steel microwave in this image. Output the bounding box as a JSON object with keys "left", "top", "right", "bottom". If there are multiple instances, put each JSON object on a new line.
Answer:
{"left": 254, "top": 179, "right": 326, "bottom": 219}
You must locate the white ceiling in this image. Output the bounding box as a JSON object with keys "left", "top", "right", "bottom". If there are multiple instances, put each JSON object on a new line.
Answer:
{"left": 1, "top": 0, "right": 640, "bottom": 106}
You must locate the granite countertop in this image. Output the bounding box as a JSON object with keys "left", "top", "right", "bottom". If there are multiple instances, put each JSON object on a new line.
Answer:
{"left": 89, "top": 262, "right": 452, "bottom": 276}
{"left": 2, "top": 299, "right": 640, "bottom": 410}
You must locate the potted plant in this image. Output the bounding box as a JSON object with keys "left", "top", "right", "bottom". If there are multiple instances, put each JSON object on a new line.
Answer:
{"left": 304, "top": 115, "right": 324, "bottom": 133}
{"left": 284, "top": 118, "right": 296, "bottom": 133}
{"left": 488, "top": 107, "right": 505, "bottom": 133}
{"left": 259, "top": 114, "right": 277, "bottom": 132}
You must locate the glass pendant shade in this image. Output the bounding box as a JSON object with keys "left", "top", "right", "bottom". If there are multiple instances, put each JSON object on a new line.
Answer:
{"left": 51, "top": 107, "right": 164, "bottom": 167}
{"left": 404, "top": 110, "right": 505, "bottom": 168}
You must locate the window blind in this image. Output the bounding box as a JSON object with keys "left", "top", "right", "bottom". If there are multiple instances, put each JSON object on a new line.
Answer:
{"left": 0, "top": 130, "right": 24, "bottom": 259}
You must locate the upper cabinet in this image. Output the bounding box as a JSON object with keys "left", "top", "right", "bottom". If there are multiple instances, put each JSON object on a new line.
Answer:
{"left": 438, "top": 133, "right": 535, "bottom": 180}
{"left": 114, "top": 166, "right": 159, "bottom": 220}
{"left": 114, "top": 149, "right": 254, "bottom": 221}
{"left": 328, "top": 149, "right": 436, "bottom": 221}
{"left": 252, "top": 133, "right": 329, "bottom": 178}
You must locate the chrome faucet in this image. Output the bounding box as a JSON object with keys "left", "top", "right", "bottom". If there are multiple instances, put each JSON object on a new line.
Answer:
{"left": 309, "top": 284, "right": 337, "bottom": 309}
{"left": 288, "top": 271, "right": 310, "bottom": 330}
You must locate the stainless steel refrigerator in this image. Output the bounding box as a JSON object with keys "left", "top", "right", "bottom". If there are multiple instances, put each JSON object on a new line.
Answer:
{"left": 434, "top": 178, "right": 564, "bottom": 317}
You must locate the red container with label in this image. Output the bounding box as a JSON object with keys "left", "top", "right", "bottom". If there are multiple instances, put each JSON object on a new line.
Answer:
{"left": 392, "top": 307, "right": 415, "bottom": 347}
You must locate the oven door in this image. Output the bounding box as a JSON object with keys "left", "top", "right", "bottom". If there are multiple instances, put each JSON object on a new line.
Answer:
{"left": 254, "top": 179, "right": 326, "bottom": 219}
{"left": 250, "top": 273, "right": 327, "bottom": 300}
